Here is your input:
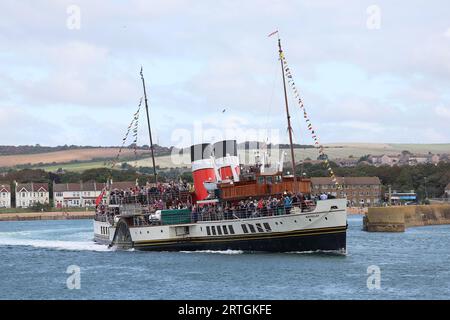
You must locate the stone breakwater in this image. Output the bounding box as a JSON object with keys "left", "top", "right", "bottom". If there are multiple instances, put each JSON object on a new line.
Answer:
{"left": 363, "top": 204, "right": 450, "bottom": 232}
{"left": 0, "top": 211, "right": 94, "bottom": 221}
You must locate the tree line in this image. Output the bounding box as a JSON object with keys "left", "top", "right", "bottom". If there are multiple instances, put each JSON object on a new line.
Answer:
{"left": 1, "top": 162, "right": 449, "bottom": 203}
{"left": 296, "top": 162, "right": 450, "bottom": 200}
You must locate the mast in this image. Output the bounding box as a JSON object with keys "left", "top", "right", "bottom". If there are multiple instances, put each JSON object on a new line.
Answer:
{"left": 140, "top": 67, "right": 158, "bottom": 183}
{"left": 278, "top": 38, "right": 298, "bottom": 191}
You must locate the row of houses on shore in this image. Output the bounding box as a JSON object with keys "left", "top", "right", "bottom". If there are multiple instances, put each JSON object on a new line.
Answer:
{"left": 368, "top": 153, "right": 448, "bottom": 167}
{"left": 305, "top": 153, "right": 449, "bottom": 168}
{"left": 1, "top": 179, "right": 450, "bottom": 209}
{"left": 0, "top": 181, "right": 137, "bottom": 209}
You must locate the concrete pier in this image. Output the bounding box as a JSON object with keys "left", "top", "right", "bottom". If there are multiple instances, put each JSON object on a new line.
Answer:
{"left": 363, "top": 204, "right": 450, "bottom": 232}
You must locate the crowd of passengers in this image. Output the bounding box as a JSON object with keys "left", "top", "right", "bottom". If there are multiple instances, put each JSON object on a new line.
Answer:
{"left": 96, "top": 179, "right": 337, "bottom": 223}
{"left": 190, "top": 191, "right": 327, "bottom": 222}
{"left": 96, "top": 180, "right": 191, "bottom": 218}
{"left": 108, "top": 180, "right": 191, "bottom": 206}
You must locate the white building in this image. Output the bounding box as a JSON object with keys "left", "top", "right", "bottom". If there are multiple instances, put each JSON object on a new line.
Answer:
{"left": 53, "top": 181, "right": 102, "bottom": 208}
{"left": 53, "top": 181, "right": 137, "bottom": 208}
{"left": 15, "top": 182, "right": 49, "bottom": 208}
{"left": 0, "top": 184, "right": 11, "bottom": 208}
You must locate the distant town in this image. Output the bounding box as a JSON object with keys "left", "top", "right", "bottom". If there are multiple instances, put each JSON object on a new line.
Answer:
{"left": 1, "top": 144, "right": 450, "bottom": 211}
{"left": 319, "top": 151, "right": 449, "bottom": 168}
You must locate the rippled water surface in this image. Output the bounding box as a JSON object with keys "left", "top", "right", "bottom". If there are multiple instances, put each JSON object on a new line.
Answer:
{"left": 0, "top": 216, "right": 449, "bottom": 299}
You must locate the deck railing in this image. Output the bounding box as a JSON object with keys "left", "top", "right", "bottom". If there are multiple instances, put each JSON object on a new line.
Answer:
{"left": 108, "top": 190, "right": 191, "bottom": 208}
{"left": 95, "top": 199, "right": 322, "bottom": 227}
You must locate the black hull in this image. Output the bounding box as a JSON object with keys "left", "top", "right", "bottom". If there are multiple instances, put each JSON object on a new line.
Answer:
{"left": 132, "top": 228, "right": 346, "bottom": 253}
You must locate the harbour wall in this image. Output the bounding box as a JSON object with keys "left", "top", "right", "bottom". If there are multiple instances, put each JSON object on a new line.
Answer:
{"left": 363, "top": 204, "right": 450, "bottom": 232}
{"left": 0, "top": 211, "right": 94, "bottom": 221}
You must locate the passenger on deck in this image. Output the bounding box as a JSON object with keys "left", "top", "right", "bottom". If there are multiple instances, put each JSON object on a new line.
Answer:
{"left": 320, "top": 193, "right": 328, "bottom": 200}
{"left": 284, "top": 194, "right": 292, "bottom": 214}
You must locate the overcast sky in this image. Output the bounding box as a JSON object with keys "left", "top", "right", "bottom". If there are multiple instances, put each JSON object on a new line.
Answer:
{"left": 1, "top": 0, "right": 449, "bottom": 147}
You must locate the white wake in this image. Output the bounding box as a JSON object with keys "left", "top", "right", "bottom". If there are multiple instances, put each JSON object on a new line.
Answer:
{"left": 0, "top": 231, "right": 111, "bottom": 252}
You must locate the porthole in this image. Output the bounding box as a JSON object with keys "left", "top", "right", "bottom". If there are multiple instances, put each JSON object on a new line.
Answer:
{"left": 294, "top": 220, "right": 297, "bottom": 223}
{"left": 161, "top": 230, "right": 163, "bottom": 233}
{"left": 325, "top": 217, "right": 328, "bottom": 220}
{"left": 309, "top": 219, "right": 312, "bottom": 222}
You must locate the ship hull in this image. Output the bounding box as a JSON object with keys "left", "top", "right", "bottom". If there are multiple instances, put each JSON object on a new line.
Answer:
{"left": 95, "top": 199, "right": 348, "bottom": 254}
{"left": 132, "top": 227, "right": 346, "bottom": 253}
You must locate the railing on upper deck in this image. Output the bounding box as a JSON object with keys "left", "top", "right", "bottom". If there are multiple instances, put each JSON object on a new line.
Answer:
{"left": 110, "top": 200, "right": 319, "bottom": 227}
{"left": 108, "top": 189, "right": 191, "bottom": 208}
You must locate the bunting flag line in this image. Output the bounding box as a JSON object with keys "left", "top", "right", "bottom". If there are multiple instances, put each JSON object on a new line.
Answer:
{"left": 279, "top": 50, "right": 343, "bottom": 191}
{"left": 132, "top": 106, "right": 140, "bottom": 167}
{"left": 110, "top": 97, "right": 143, "bottom": 170}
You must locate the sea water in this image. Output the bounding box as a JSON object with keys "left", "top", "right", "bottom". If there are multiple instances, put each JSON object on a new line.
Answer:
{"left": 0, "top": 215, "right": 449, "bottom": 300}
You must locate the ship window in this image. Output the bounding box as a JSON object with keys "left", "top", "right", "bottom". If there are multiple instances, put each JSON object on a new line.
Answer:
{"left": 248, "top": 224, "right": 256, "bottom": 233}
{"left": 222, "top": 226, "right": 228, "bottom": 235}
{"left": 263, "top": 223, "right": 272, "bottom": 231}
{"left": 241, "top": 224, "right": 249, "bottom": 233}
{"left": 257, "top": 176, "right": 264, "bottom": 184}
{"left": 266, "top": 176, "right": 273, "bottom": 184}
{"left": 256, "top": 223, "right": 264, "bottom": 232}
{"left": 331, "top": 206, "right": 338, "bottom": 210}
{"left": 211, "top": 226, "right": 217, "bottom": 235}
{"left": 228, "top": 225, "right": 235, "bottom": 234}
{"left": 217, "top": 226, "right": 223, "bottom": 235}
{"left": 206, "top": 226, "right": 211, "bottom": 235}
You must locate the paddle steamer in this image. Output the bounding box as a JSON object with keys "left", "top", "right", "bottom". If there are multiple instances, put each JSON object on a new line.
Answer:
{"left": 93, "top": 37, "right": 347, "bottom": 252}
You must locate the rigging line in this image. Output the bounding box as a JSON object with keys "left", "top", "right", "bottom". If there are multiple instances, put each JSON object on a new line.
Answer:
{"left": 281, "top": 51, "right": 342, "bottom": 190}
